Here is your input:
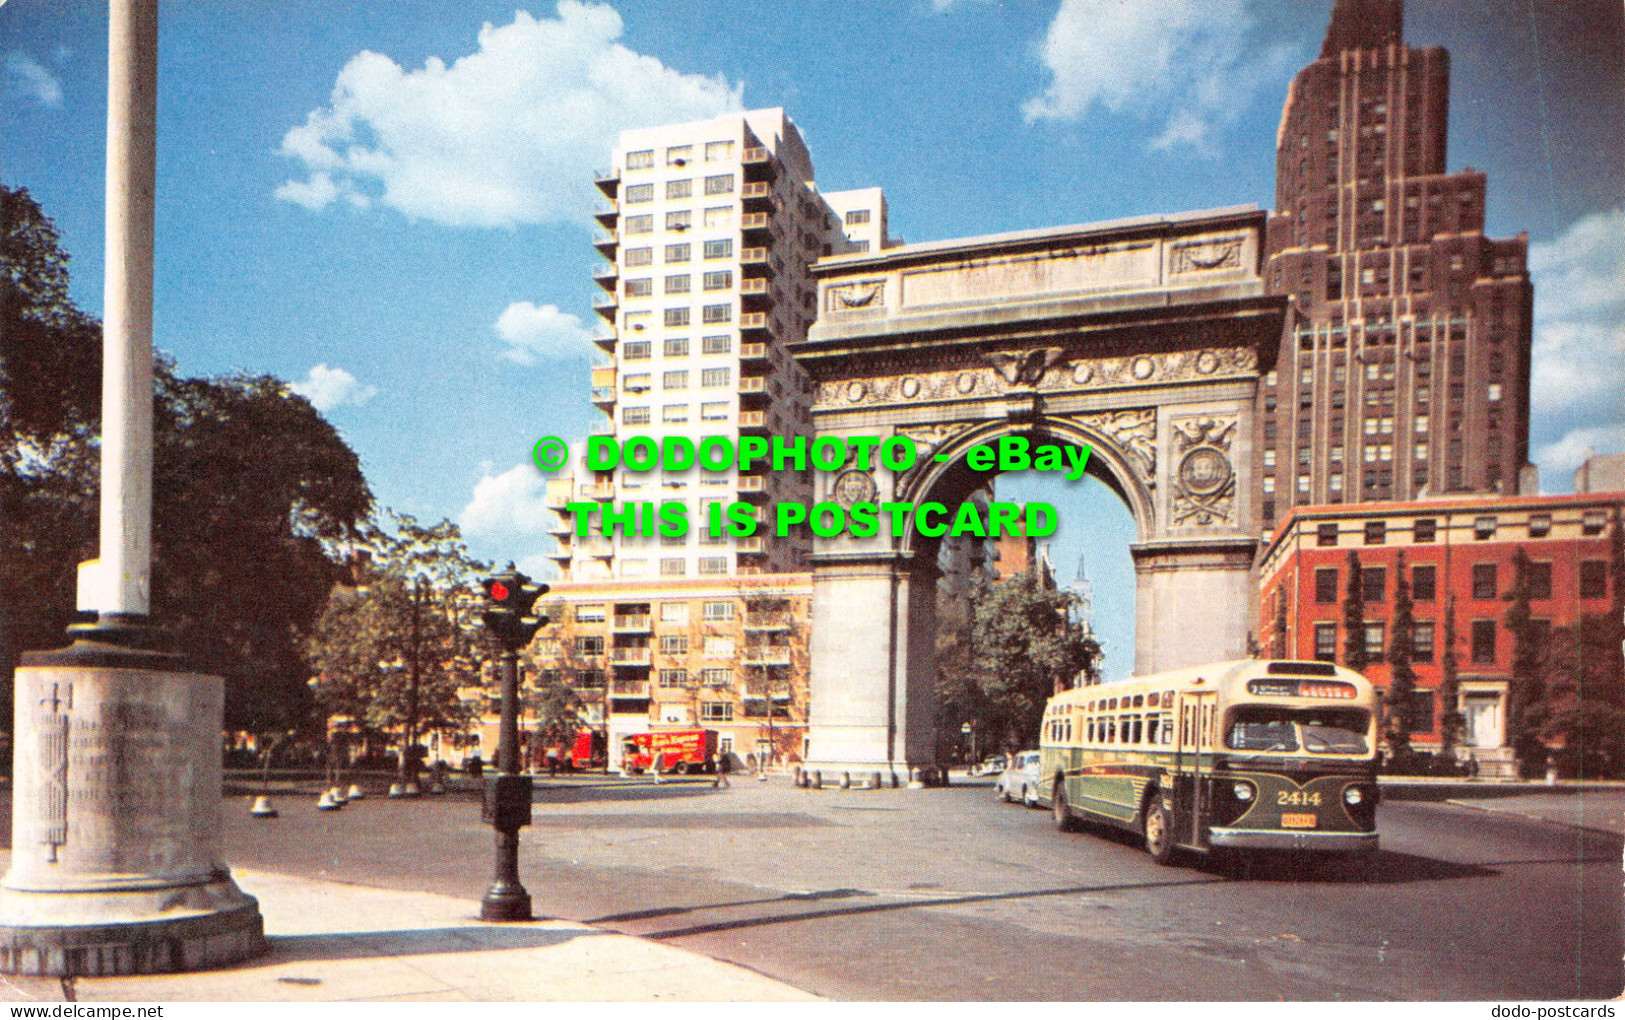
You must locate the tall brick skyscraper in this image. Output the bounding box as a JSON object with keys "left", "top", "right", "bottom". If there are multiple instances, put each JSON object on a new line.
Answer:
{"left": 1260, "top": 0, "right": 1533, "bottom": 529}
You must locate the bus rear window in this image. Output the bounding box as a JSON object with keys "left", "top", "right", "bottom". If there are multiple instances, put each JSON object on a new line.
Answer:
{"left": 1226, "top": 708, "right": 1369, "bottom": 755}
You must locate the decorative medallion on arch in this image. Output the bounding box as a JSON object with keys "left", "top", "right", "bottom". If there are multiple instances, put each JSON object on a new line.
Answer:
{"left": 1171, "top": 416, "right": 1239, "bottom": 527}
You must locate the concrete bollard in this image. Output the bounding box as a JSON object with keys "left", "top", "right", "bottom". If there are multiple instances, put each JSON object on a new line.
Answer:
{"left": 871, "top": 771, "right": 883, "bottom": 790}
{"left": 793, "top": 766, "right": 804, "bottom": 787}
{"left": 250, "top": 795, "right": 278, "bottom": 819}
{"left": 812, "top": 770, "right": 823, "bottom": 790}
{"left": 316, "top": 791, "right": 340, "bottom": 811}
{"left": 839, "top": 771, "right": 851, "bottom": 790}
{"left": 346, "top": 784, "right": 365, "bottom": 801}
{"left": 890, "top": 771, "right": 901, "bottom": 789}
{"left": 403, "top": 781, "right": 421, "bottom": 797}
{"left": 908, "top": 767, "right": 924, "bottom": 790}
{"left": 329, "top": 786, "right": 347, "bottom": 805}
{"left": 387, "top": 783, "right": 405, "bottom": 798}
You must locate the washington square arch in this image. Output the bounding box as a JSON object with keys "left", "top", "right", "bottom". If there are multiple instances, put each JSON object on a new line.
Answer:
{"left": 789, "top": 206, "right": 1289, "bottom": 780}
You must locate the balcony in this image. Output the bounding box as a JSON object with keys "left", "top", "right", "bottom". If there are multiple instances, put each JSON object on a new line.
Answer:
{"left": 610, "top": 679, "right": 648, "bottom": 696}
{"left": 592, "top": 230, "right": 618, "bottom": 257}
{"left": 594, "top": 203, "right": 619, "bottom": 228}
{"left": 737, "top": 410, "right": 768, "bottom": 434}
{"left": 594, "top": 168, "right": 619, "bottom": 198}
{"left": 739, "top": 247, "right": 773, "bottom": 274}
{"left": 735, "top": 537, "right": 765, "bottom": 555}
{"left": 585, "top": 539, "right": 614, "bottom": 558}
{"left": 592, "top": 327, "right": 617, "bottom": 353}
{"left": 592, "top": 292, "right": 618, "bottom": 321}
{"left": 744, "top": 614, "right": 792, "bottom": 631}
{"left": 741, "top": 181, "right": 774, "bottom": 207}
{"left": 593, "top": 263, "right": 619, "bottom": 291}
{"left": 738, "top": 375, "right": 768, "bottom": 400}
{"left": 738, "top": 277, "right": 771, "bottom": 303}
{"left": 742, "top": 146, "right": 778, "bottom": 180}
{"left": 739, "top": 212, "right": 773, "bottom": 237}
{"left": 581, "top": 482, "right": 616, "bottom": 500}
{"left": 739, "top": 312, "right": 775, "bottom": 340}
{"left": 547, "top": 546, "right": 572, "bottom": 563}
{"left": 613, "top": 614, "right": 652, "bottom": 632}
{"left": 611, "top": 647, "right": 652, "bottom": 667}
{"left": 738, "top": 342, "right": 768, "bottom": 363}
{"left": 742, "top": 647, "right": 792, "bottom": 666}
{"left": 590, "top": 386, "right": 616, "bottom": 408}
{"left": 737, "top": 475, "right": 767, "bottom": 496}
{"left": 547, "top": 516, "right": 574, "bottom": 538}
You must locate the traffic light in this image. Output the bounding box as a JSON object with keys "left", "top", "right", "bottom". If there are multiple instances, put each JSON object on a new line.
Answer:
{"left": 481, "top": 564, "right": 550, "bottom": 651}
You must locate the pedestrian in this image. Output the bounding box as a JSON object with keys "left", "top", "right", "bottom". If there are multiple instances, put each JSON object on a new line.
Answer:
{"left": 546, "top": 745, "right": 560, "bottom": 778}
{"left": 712, "top": 752, "right": 730, "bottom": 789}
{"left": 652, "top": 750, "right": 665, "bottom": 785}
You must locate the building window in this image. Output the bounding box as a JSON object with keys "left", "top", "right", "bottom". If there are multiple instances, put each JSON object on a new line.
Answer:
{"left": 1580, "top": 560, "right": 1609, "bottom": 600}
{"left": 662, "top": 404, "right": 688, "bottom": 424}
{"left": 703, "top": 270, "right": 733, "bottom": 291}
{"left": 702, "top": 303, "right": 732, "bottom": 324}
{"left": 700, "top": 702, "right": 733, "bottom": 722}
{"left": 665, "top": 243, "right": 691, "bottom": 263}
{"left": 701, "top": 367, "right": 731, "bottom": 388}
{"left": 703, "top": 600, "right": 734, "bottom": 621}
{"left": 666, "top": 210, "right": 692, "bottom": 231}
{"left": 660, "top": 602, "right": 688, "bottom": 624}
{"left": 575, "top": 635, "right": 605, "bottom": 657}
{"left": 665, "top": 274, "right": 690, "bottom": 294}
{"left": 664, "top": 337, "right": 689, "bottom": 357}
{"left": 624, "top": 183, "right": 654, "bottom": 204}
{"left": 1414, "top": 518, "right": 1437, "bottom": 543}
{"left": 622, "top": 340, "right": 651, "bottom": 360}
{"left": 1474, "top": 516, "right": 1497, "bottom": 540}
{"left": 1363, "top": 622, "right": 1385, "bottom": 659}
{"left": 625, "top": 247, "right": 653, "bottom": 267}
{"left": 665, "top": 179, "right": 692, "bottom": 200}
{"left": 1407, "top": 690, "right": 1435, "bottom": 733}
{"left": 664, "top": 308, "right": 690, "bottom": 328}
{"left": 1412, "top": 564, "right": 1436, "bottom": 602}
{"left": 625, "top": 149, "right": 654, "bottom": 170}
{"left": 658, "top": 668, "right": 688, "bottom": 688}
{"left": 1470, "top": 620, "right": 1497, "bottom": 664}
{"left": 1263, "top": 450, "right": 1276, "bottom": 468}
{"left": 576, "top": 604, "right": 606, "bottom": 623}
{"left": 703, "top": 206, "right": 732, "bottom": 228}
{"left": 659, "top": 634, "right": 688, "bottom": 655}
{"left": 624, "top": 278, "right": 652, "bottom": 297}
{"left": 1315, "top": 568, "right": 1340, "bottom": 604}
{"left": 622, "top": 373, "right": 651, "bottom": 393}
{"left": 1317, "top": 523, "right": 1339, "bottom": 547}
{"left": 700, "top": 401, "right": 730, "bottom": 421}
{"left": 1582, "top": 510, "right": 1608, "bottom": 536}
{"left": 661, "top": 369, "right": 688, "bottom": 391}
{"left": 1487, "top": 383, "right": 1502, "bottom": 402}
{"left": 1262, "top": 477, "right": 1276, "bottom": 494}
{"left": 704, "top": 636, "right": 735, "bottom": 658}
{"left": 1364, "top": 520, "right": 1386, "bottom": 545}
{"left": 703, "top": 173, "right": 735, "bottom": 195}
{"left": 704, "top": 140, "right": 733, "bottom": 162}
{"left": 1362, "top": 566, "right": 1386, "bottom": 603}
{"left": 701, "top": 668, "right": 732, "bottom": 689}
{"left": 666, "top": 145, "right": 691, "bottom": 166}
{"left": 622, "top": 406, "right": 650, "bottom": 425}
{"left": 1528, "top": 514, "right": 1551, "bottom": 538}
{"left": 1472, "top": 563, "right": 1498, "bottom": 600}
{"left": 660, "top": 557, "right": 686, "bottom": 577}
{"left": 845, "top": 209, "right": 871, "bottom": 225}
{"left": 698, "top": 557, "right": 728, "bottom": 575}
{"left": 703, "top": 239, "right": 733, "bottom": 260}
{"left": 1527, "top": 561, "right": 1553, "bottom": 601}
{"left": 624, "top": 214, "right": 653, "bottom": 235}
{"left": 1413, "top": 621, "right": 1435, "bottom": 663}
{"left": 702, "top": 334, "right": 731, "bottom": 355}
{"left": 1314, "top": 623, "right": 1338, "bottom": 662}
{"left": 850, "top": 240, "right": 870, "bottom": 253}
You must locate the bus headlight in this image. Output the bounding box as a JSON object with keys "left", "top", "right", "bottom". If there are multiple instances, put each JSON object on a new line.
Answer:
{"left": 1232, "top": 782, "right": 1254, "bottom": 801}
{"left": 1344, "top": 787, "right": 1364, "bottom": 805}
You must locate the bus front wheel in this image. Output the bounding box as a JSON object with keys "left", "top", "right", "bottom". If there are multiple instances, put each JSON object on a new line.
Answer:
{"left": 1052, "top": 776, "right": 1078, "bottom": 832}
{"left": 1143, "top": 795, "right": 1177, "bottom": 866}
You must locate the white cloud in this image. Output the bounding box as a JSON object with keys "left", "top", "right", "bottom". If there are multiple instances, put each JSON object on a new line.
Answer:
{"left": 1528, "top": 207, "right": 1625, "bottom": 486}
{"left": 494, "top": 301, "right": 594, "bottom": 364}
{"left": 1021, "top": 0, "right": 1296, "bottom": 151}
{"left": 5, "top": 53, "right": 63, "bottom": 108}
{"left": 288, "top": 363, "right": 378, "bottom": 412}
{"left": 461, "top": 462, "right": 556, "bottom": 539}
{"left": 275, "top": 1, "right": 743, "bottom": 228}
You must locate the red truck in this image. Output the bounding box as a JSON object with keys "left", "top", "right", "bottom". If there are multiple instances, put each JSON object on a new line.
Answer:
{"left": 620, "top": 729, "right": 719, "bottom": 774}
{"left": 539, "top": 730, "right": 604, "bottom": 771}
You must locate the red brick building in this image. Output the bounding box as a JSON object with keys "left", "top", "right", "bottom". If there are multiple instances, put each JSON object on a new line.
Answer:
{"left": 1258, "top": 494, "right": 1623, "bottom": 772}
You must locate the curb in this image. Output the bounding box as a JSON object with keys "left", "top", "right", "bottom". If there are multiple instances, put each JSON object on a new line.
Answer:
{"left": 1440, "top": 798, "right": 1624, "bottom": 839}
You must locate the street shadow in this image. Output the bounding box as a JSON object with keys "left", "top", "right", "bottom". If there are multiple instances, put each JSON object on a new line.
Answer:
{"left": 1199, "top": 848, "right": 1496, "bottom": 884}
{"left": 533, "top": 782, "right": 729, "bottom": 805}
{"left": 592, "top": 887, "right": 872, "bottom": 924}
{"left": 258, "top": 924, "right": 598, "bottom": 965}
{"left": 629, "top": 876, "right": 1222, "bottom": 940}
{"left": 530, "top": 810, "right": 833, "bottom": 829}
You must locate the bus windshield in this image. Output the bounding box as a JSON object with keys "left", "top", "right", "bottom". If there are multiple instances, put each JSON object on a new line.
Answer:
{"left": 1226, "top": 707, "right": 1370, "bottom": 755}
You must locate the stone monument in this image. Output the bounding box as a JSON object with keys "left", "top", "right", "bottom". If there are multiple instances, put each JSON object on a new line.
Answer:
{"left": 0, "top": 0, "right": 265, "bottom": 975}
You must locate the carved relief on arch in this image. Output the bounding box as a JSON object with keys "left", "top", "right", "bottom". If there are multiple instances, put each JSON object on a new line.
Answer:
{"left": 1170, "top": 415, "right": 1238, "bottom": 527}
{"left": 1063, "top": 409, "right": 1157, "bottom": 486}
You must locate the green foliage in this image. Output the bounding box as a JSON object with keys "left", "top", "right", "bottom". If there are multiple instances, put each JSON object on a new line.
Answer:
{"left": 305, "top": 513, "right": 490, "bottom": 754}
{"left": 1437, "top": 595, "right": 1463, "bottom": 759}
{"left": 1341, "top": 549, "right": 1367, "bottom": 672}
{"left": 1384, "top": 548, "right": 1417, "bottom": 755}
{"left": 960, "top": 569, "right": 1100, "bottom": 752}
{"left": 1503, "top": 548, "right": 1546, "bottom": 768}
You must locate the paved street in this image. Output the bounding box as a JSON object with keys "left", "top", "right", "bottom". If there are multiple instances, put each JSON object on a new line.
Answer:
{"left": 153, "top": 776, "right": 1625, "bottom": 1001}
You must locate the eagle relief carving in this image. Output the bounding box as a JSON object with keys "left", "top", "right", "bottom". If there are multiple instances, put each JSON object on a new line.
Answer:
{"left": 981, "top": 347, "right": 1067, "bottom": 388}
{"left": 1070, "top": 409, "right": 1157, "bottom": 484}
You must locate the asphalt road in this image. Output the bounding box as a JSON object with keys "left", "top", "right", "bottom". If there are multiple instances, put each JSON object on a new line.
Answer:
{"left": 178, "top": 775, "right": 1623, "bottom": 1001}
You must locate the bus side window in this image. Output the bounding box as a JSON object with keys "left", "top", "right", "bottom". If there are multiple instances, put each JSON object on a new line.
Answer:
{"left": 1146, "top": 715, "right": 1159, "bottom": 745}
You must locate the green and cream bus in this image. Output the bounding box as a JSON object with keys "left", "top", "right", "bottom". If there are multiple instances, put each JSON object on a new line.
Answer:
{"left": 1039, "top": 659, "right": 1380, "bottom": 865}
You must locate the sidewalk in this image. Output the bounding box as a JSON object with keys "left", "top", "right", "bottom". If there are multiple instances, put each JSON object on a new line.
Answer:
{"left": 0, "top": 868, "right": 820, "bottom": 1003}
{"left": 1438, "top": 789, "right": 1625, "bottom": 837}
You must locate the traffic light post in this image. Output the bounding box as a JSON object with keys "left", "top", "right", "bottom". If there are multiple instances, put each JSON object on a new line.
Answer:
{"left": 478, "top": 565, "right": 549, "bottom": 922}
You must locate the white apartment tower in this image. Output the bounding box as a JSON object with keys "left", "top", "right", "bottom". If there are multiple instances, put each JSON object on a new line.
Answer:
{"left": 551, "top": 109, "right": 890, "bottom": 582}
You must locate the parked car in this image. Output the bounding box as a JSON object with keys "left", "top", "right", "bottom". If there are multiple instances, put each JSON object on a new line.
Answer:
{"left": 996, "top": 750, "right": 1043, "bottom": 808}
{"left": 972, "top": 753, "right": 1007, "bottom": 776}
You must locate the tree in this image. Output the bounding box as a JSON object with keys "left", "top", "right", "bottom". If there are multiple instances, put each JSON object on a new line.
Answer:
{"left": 1342, "top": 549, "right": 1367, "bottom": 672}
{"left": 1438, "top": 594, "right": 1463, "bottom": 760}
{"left": 305, "top": 513, "right": 489, "bottom": 770}
{"left": 1503, "top": 548, "right": 1546, "bottom": 772}
{"left": 1384, "top": 548, "right": 1417, "bottom": 758}
{"left": 966, "top": 569, "right": 1101, "bottom": 753}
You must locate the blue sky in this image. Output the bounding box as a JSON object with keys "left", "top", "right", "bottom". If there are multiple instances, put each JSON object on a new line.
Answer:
{"left": 3, "top": 1, "right": 1621, "bottom": 678}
